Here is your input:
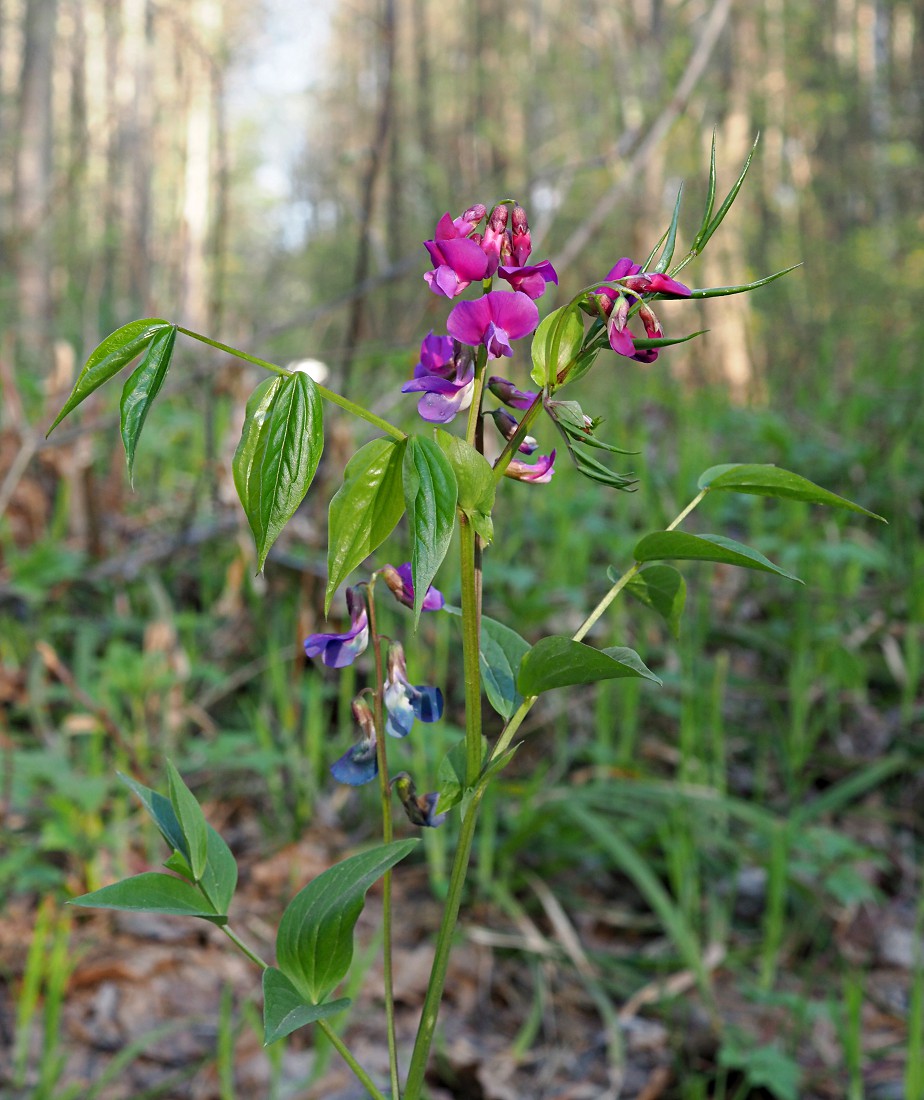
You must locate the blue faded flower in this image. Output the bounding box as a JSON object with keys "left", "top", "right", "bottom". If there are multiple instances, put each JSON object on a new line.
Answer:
{"left": 392, "top": 772, "right": 447, "bottom": 828}
{"left": 381, "top": 562, "right": 445, "bottom": 612}
{"left": 383, "top": 642, "right": 443, "bottom": 739}
{"left": 330, "top": 698, "right": 378, "bottom": 785}
{"left": 304, "top": 586, "right": 368, "bottom": 668}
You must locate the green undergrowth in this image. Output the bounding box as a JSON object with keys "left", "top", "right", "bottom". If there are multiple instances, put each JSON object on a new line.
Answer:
{"left": 2, "top": 336, "right": 921, "bottom": 1098}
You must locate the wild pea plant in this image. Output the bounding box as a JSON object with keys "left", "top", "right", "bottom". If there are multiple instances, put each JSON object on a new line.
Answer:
{"left": 50, "top": 141, "right": 883, "bottom": 1099}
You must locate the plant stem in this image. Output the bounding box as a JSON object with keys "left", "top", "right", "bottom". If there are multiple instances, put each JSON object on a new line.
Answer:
{"left": 464, "top": 345, "right": 490, "bottom": 447}
{"left": 402, "top": 786, "right": 485, "bottom": 1100}
{"left": 489, "top": 488, "right": 709, "bottom": 766}
{"left": 177, "top": 327, "right": 406, "bottom": 441}
{"left": 220, "top": 925, "right": 268, "bottom": 970}
{"left": 367, "top": 584, "right": 401, "bottom": 1100}
{"left": 219, "top": 925, "right": 387, "bottom": 1099}
{"left": 317, "top": 1020, "right": 390, "bottom": 1100}
{"left": 491, "top": 391, "right": 545, "bottom": 483}
{"left": 459, "top": 515, "right": 483, "bottom": 787}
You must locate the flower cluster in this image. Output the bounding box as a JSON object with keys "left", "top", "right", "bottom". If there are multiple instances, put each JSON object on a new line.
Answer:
{"left": 303, "top": 568, "right": 446, "bottom": 825}
{"left": 588, "top": 257, "right": 692, "bottom": 363}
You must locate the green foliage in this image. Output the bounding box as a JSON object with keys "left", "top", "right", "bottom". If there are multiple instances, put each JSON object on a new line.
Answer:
{"left": 403, "top": 436, "right": 458, "bottom": 623}
{"left": 233, "top": 372, "right": 325, "bottom": 569}
{"left": 517, "top": 637, "right": 661, "bottom": 695}
{"left": 47, "top": 319, "right": 173, "bottom": 434}
{"left": 274, "top": 840, "right": 418, "bottom": 1004}
{"left": 478, "top": 615, "right": 530, "bottom": 718}
{"left": 633, "top": 530, "right": 803, "bottom": 582}
{"left": 120, "top": 325, "right": 178, "bottom": 483}
{"left": 325, "top": 437, "right": 407, "bottom": 612}
{"left": 262, "top": 968, "right": 350, "bottom": 1045}
{"left": 623, "top": 565, "right": 686, "bottom": 638}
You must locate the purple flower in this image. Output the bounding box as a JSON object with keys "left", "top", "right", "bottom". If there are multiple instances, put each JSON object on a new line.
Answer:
{"left": 331, "top": 699, "right": 378, "bottom": 785}
{"left": 447, "top": 291, "right": 540, "bottom": 359}
{"left": 402, "top": 338, "right": 475, "bottom": 423}
{"left": 497, "top": 260, "right": 558, "bottom": 300}
{"left": 423, "top": 210, "right": 490, "bottom": 298}
{"left": 383, "top": 642, "right": 444, "bottom": 739}
{"left": 381, "top": 563, "right": 445, "bottom": 612}
{"left": 510, "top": 204, "right": 532, "bottom": 266}
{"left": 392, "top": 772, "right": 447, "bottom": 828}
{"left": 477, "top": 204, "right": 510, "bottom": 276}
{"left": 304, "top": 586, "right": 368, "bottom": 668}
{"left": 488, "top": 376, "right": 539, "bottom": 411}
{"left": 504, "top": 450, "right": 556, "bottom": 484}
{"left": 488, "top": 408, "right": 538, "bottom": 455}
{"left": 424, "top": 237, "right": 489, "bottom": 298}
{"left": 606, "top": 257, "right": 642, "bottom": 281}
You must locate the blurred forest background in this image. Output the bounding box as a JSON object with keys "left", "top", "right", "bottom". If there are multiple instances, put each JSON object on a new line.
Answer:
{"left": 1, "top": 0, "right": 923, "bottom": 1098}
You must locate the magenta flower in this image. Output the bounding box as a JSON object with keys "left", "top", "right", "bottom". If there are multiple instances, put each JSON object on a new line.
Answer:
{"left": 423, "top": 209, "right": 490, "bottom": 298}
{"left": 402, "top": 338, "right": 475, "bottom": 423}
{"left": 477, "top": 204, "right": 510, "bottom": 276}
{"left": 304, "top": 586, "right": 368, "bottom": 668}
{"left": 510, "top": 205, "right": 532, "bottom": 266}
{"left": 504, "top": 450, "right": 556, "bottom": 484}
{"left": 488, "top": 408, "right": 538, "bottom": 455}
{"left": 331, "top": 699, "right": 378, "bottom": 786}
{"left": 447, "top": 291, "right": 539, "bottom": 359}
{"left": 381, "top": 562, "right": 445, "bottom": 612}
{"left": 424, "top": 237, "right": 489, "bottom": 298}
{"left": 497, "top": 260, "right": 558, "bottom": 300}
{"left": 383, "top": 642, "right": 444, "bottom": 739}
{"left": 604, "top": 257, "right": 691, "bottom": 299}
{"left": 392, "top": 772, "right": 447, "bottom": 829}
{"left": 488, "top": 376, "right": 539, "bottom": 410}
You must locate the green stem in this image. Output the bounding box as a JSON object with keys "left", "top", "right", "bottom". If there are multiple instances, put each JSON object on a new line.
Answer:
{"left": 367, "top": 583, "right": 401, "bottom": 1100}
{"left": 464, "top": 345, "right": 490, "bottom": 447}
{"left": 489, "top": 488, "right": 709, "bottom": 766}
{"left": 402, "top": 787, "right": 485, "bottom": 1100}
{"left": 491, "top": 392, "right": 545, "bottom": 483}
{"left": 220, "top": 925, "right": 387, "bottom": 1100}
{"left": 177, "top": 327, "right": 406, "bottom": 441}
{"left": 220, "top": 924, "right": 268, "bottom": 970}
{"left": 459, "top": 514, "right": 483, "bottom": 787}
{"left": 317, "top": 1020, "right": 390, "bottom": 1100}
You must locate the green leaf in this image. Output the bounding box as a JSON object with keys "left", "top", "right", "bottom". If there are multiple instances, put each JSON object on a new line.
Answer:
{"left": 654, "top": 182, "right": 684, "bottom": 273}
{"left": 232, "top": 378, "right": 280, "bottom": 521}
{"left": 437, "top": 736, "right": 487, "bottom": 813}
{"left": 403, "top": 437, "right": 458, "bottom": 623}
{"left": 325, "top": 438, "right": 407, "bottom": 613}
{"left": 530, "top": 303, "right": 585, "bottom": 388}
{"left": 623, "top": 564, "right": 686, "bottom": 638}
{"left": 119, "top": 326, "right": 177, "bottom": 485}
{"left": 689, "top": 264, "right": 801, "bottom": 299}
{"left": 235, "top": 371, "right": 324, "bottom": 570}
{"left": 517, "top": 637, "right": 661, "bottom": 696}
{"left": 633, "top": 531, "right": 802, "bottom": 582}
{"left": 694, "top": 134, "right": 759, "bottom": 253}
{"left": 276, "top": 840, "right": 418, "bottom": 1003}
{"left": 480, "top": 616, "right": 530, "bottom": 719}
{"left": 48, "top": 318, "right": 172, "bottom": 434}
{"left": 569, "top": 445, "right": 638, "bottom": 490}
{"left": 693, "top": 130, "right": 718, "bottom": 249}
{"left": 436, "top": 430, "right": 495, "bottom": 515}
{"left": 629, "top": 329, "right": 706, "bottom": 351}
{"left": 119, "top": 771, "right": 187, "bottom": 858}
{"left": 165, "top": 760, "right": 208, "bottom": 883}
{"left": 199, "top": 826, "right": 238, "bottom": 916}
{"left": 262, "top": 968, "right": 350, "bottom": 1045}
{"left": 697, "top": 463, "right": 885, "bottom": 521}
{"left": 68, "top": 873, "right": 224, "bottom": 924}
{"left": 163, "top": 850, "right": 194, "bottom": 880}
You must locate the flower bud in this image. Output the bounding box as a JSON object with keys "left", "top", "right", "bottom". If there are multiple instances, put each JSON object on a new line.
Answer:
{"left": 511, "top": 204, "right": 531, "bottom": 265}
